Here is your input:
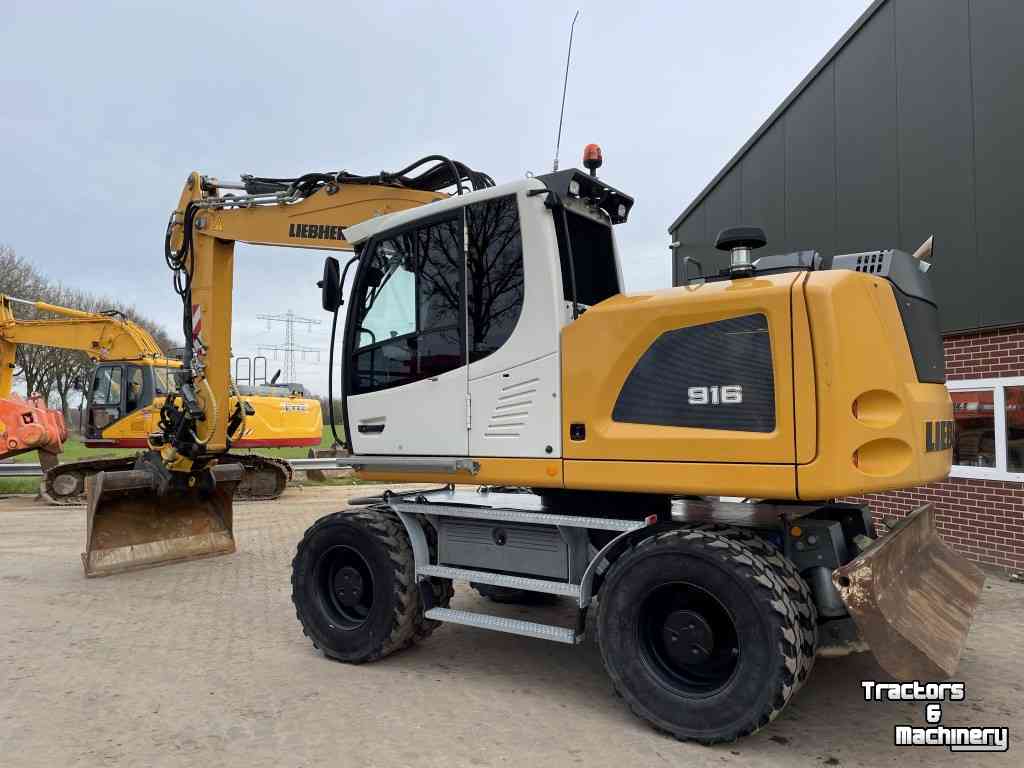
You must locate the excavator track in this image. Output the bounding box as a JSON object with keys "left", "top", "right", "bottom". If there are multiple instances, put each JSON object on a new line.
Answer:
{"left": 231, "top": 455, "right": 291, "bottom": 500}
{"left": 42, "top": 453, "right": 293, "bottom": 505}
{"left": 42, "top": 455, "right": 138, "bottom": 506}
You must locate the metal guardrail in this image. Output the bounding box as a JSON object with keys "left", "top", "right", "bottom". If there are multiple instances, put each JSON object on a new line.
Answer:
{"left": 286, "top": 457, "right": 352, "bottom": 472}
{"left": 0, "top": 462, "right": 44, "bottom": 477}
{"left": 0, "top": 457, "right": 351, "bottom": 479}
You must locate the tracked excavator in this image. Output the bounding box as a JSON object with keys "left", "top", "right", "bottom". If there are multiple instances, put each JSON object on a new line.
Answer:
{"left": 0, "top": 294, "right": 321, "bottom": 503}
{"left": 94, "top": 148, "right": 983, "bottom": 742}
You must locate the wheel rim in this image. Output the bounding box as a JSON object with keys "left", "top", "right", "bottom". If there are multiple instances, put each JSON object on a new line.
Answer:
{"left": 315, "top": 545, "right": 375, "bottom": 630}
{"left": 638, "top": 581, "right": 740, "bottom": 697}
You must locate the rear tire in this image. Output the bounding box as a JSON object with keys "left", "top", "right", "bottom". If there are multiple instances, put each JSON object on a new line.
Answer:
{"left": 684, "top": 523, "right": 818, "bottom": 688}
{"left": 597, "top": 527, "right": 806, "bottom": 743}
{"left": 291, "top": 506, "right": 444, "bottom": 663}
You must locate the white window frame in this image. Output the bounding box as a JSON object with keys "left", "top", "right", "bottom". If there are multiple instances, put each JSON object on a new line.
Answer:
{"left": 946, "top": 376, "right": 1024, "bottom": 481}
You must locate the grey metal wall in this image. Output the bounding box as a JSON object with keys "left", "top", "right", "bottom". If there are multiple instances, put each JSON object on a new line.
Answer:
{"left": 669, "top": 0, "right": 1024, "bottom": 333}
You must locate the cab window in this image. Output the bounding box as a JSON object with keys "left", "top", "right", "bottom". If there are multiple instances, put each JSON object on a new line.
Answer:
{"left": 555, "top": 208, "right": 620, "bottom": 307}
{"left": 91, "top": 366, "right": 123, "bottom": 406}
{"left": 467, "top": 195, "right": 524, "bottom": 363}
{"left": 125, "top": 366, "right": 144, "bottom": 412}
{"left": 153, "top": 367, "right": 180, "bottom": 396}
{"left": 352, "top": 215, "right": 464, "bottom": 393}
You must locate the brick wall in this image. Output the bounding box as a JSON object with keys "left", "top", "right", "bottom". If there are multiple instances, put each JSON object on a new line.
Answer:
{"left": 847, "top": 324, "right": 1024, "bottom": 576}
{"left": 846, "top": 478, "right": 1024, "bottom": 573}
{"left": 944, "top": 325, "right": 1024, "bottom": 381}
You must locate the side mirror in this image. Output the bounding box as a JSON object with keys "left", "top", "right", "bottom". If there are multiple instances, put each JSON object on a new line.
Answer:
{"left": 318, "top": 256, "right": 342, "bottom": 312}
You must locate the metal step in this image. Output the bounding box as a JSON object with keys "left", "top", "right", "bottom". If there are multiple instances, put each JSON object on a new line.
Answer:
{"left": 418, "top": 564, "right": 581, "bottom": 598}
{"left": 424, "top": 607, "right": 577, "bottom": 644}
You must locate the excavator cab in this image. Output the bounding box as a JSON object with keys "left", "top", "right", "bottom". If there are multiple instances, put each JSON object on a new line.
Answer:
{"left": 84, "top": 361, "right": 178, "bottom": 442}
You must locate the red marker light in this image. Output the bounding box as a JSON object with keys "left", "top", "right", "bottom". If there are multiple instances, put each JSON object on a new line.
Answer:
{"left": 583, "top": 143, "right": 603, "bottom": 176}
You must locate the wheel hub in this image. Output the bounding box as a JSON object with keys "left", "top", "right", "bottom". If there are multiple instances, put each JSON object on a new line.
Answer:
{"left": 51, "top": 472, "right": 81, "bottom": 496}
{"left": 332, "top": 566, "right": 365, "bottom": 608}
{"left": 638, "top": 581, "right": 740, "bottom": 696}
{"left": 315, "top": 544, "right": 375, "bottom": 630}
{"left": 662, "top": 609, "right": 714, "bottom": 666}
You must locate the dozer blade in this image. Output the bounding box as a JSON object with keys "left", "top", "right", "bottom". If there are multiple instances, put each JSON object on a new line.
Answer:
{"left": 82, "top": 463, "right": 243, "bottom": 578}
{"left": 833, "top": 503, "right": 985, "bottom": 680}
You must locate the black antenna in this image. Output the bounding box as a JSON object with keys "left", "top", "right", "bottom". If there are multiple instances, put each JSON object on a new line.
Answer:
{"left": 553, "top": 10, "right": 581, "bottom": 172}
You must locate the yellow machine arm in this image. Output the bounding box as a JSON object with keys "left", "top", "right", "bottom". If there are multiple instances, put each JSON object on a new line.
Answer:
{"left": 76, "top": 157, "right": 490, "bottom": 578}
{"left": 0, "top": 294, "right": 167, "bottom": 397}
{"left": 164, "top": 171, "right": 448, "bottom": 453}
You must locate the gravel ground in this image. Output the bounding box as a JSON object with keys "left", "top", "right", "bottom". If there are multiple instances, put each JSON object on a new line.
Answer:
{"left": 1, "top": 485, "right": 1021, "bottom": 768}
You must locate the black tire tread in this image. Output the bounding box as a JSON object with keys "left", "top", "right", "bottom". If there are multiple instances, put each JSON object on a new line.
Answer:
{"left": 600, "top": 526, "right": 807, "bottom": 744}
{"left": 683, "top": 523, "right": 818, "bottom": 687}
{"left": 291, "top": 505, "right": 448, "bottom": 663}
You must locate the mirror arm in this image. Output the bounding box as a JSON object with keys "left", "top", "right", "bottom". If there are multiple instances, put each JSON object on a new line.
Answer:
{"left": 338, "top": 254, "right": 360, "bottom": 306}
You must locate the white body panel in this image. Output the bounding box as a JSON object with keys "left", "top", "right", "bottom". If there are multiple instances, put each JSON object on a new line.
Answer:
{"left": 469, "top": 352, "right": 560, "bottom": 457}
{"left": 348, "top": 367, "right": 467, "bottom": 455}
{"left": 343, "top": 176, "right": 624, "bottom": 461}
{"left": 466, "top": 188, "right": 565, "bottom": 458}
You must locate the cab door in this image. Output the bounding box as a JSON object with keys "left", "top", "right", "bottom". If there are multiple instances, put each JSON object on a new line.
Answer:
{"left": 86, "top": 364, "right": 124, "bottom": 438}
{"left": 345, "top": 212, "right": 469, "bottom": 456}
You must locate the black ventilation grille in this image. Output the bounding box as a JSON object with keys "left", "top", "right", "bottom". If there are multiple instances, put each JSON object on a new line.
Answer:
{"left": 612, "top": 314, "right": 776, "bottom": 432}
{"left": 850, "top": 250, "right": 891, "bottom": 274}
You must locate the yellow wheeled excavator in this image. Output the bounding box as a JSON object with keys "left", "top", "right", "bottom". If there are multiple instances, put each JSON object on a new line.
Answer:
{"left": 95, "top": 149, "right": 982, "bottom": 742}
{"left": 0, "top": 294, "right": 321, "bottom": 503}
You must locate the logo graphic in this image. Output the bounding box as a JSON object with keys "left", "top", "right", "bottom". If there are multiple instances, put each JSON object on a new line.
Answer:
{"left": 862, "top": 680, "right": 1009, "bottom": 752}
{"left": 687, "top": 385, "right": 743, "bottom": 405}
{"left": 925, "top": 420, "right": 954, "bottom": 452}
{"left": 288, "top": 223, "right": 346, "bottom": 241}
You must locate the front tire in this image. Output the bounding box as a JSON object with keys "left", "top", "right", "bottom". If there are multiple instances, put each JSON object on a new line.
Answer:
{"left": 597, "top": 527, "right": 807, "bottom": 743}
{"left": 291, "top": 506, "right": 446, "bottom": 663}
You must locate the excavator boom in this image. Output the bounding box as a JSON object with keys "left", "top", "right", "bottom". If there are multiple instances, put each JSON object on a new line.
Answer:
{"left": 84, "top": 156, "right": 483, "bottom": 576}
{"left": 168, "top": 172, "right": 445, "bottom": 451}
{"left": 0, "top": 295, "right": 167, "bottom": 388}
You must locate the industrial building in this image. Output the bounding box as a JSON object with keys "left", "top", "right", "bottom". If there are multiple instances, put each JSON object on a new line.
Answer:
{"left": 668, "top": 0, "right": 1023, "bottom": 574}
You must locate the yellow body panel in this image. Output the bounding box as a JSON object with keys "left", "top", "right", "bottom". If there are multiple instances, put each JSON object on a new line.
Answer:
{"left": 797, "top": 271, "right": 952, "bottom": 497}
{"left": 561, "top": 274, "right": 799, "bottom": 465}
{"left": 790, "top": 273, "right": 818, "bottom": 464}
{"left": 0, "top": 297, "right": 15, "bottom": 396}
{"left": 356, "top": 268, "right": 951, "bottom": 500}
{"left": 562, "top": 460, "right": 796, "bottom": 498}
{"left": 99, "top": 390, "right": 323, "bottom": 447}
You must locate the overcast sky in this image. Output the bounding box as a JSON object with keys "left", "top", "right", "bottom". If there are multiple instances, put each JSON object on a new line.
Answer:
{"left": 2, "top": 0, "right": 870, "bottom": 396}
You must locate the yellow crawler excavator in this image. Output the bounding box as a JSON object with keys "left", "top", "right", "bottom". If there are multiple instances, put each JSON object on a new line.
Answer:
{"left": 91, "top": 149, "right": 983, "bottom": 742}
{"left": 0, "top": 294, "right": 321, "bottom": 503}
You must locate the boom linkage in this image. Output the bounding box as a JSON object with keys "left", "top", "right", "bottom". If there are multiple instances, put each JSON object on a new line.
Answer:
{"left": 158, "top": 155, "right": 493, "bottom": 470}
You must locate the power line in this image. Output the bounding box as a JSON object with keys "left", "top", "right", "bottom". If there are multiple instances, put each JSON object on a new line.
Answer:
{"left": 256, "top": 309, "right": 320, "bottom": 384}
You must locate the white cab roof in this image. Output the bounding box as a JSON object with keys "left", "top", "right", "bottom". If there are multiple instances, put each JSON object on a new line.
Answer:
{"left": 343, "top": 177, "right": 546, "bottom": 245}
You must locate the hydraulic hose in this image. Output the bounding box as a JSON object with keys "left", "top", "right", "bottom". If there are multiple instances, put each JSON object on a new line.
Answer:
{"left": 191, "top": 377, "right": 219, "bottom": 447}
